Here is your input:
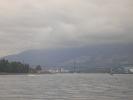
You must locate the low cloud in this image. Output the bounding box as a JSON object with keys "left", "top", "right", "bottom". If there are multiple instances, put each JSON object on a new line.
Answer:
{"left": 0, "top": 0, "right": 133, "bottom": 56}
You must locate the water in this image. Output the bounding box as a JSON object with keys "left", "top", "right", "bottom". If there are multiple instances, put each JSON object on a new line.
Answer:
{"left": 0, "top": 74, "right": 133, "bottom": 100}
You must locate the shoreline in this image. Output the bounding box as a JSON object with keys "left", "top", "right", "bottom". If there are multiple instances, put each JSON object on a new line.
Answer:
{"left": 0, "top": 72, "right": 133, "bottom": 75}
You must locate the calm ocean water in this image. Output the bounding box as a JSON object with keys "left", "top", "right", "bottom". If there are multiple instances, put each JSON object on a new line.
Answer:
{"left": 0, "top": 74, "right": 133, "bottom": 100}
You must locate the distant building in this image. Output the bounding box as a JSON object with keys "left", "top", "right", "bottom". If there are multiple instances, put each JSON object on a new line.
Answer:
{"left": 124, "top": 67, "right": 133, "bottom": 74}
{"left": 47, "top": 68, "right": 69, "bottom": 73}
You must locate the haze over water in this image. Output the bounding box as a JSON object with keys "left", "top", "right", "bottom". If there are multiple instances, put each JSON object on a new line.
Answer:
{"left": 0, "top": 74, "right": 133, "bottom": 100}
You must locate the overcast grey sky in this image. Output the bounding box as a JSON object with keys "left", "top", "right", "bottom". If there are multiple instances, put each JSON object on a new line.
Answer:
{"left": 0, "top": 0, "right": 133, "bottom": 57}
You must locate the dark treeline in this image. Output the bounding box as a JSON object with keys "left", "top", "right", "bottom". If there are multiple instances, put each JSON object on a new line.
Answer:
{"left": 0, "top": 59, "right": 30, "bottom": 73}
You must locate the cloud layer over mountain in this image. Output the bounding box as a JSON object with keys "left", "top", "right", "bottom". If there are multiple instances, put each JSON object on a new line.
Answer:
{"left": 0, "top": 0, "right": 133, "bottom": 56}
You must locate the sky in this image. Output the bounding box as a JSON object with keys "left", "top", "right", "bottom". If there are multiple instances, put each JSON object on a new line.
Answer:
{"left": 0, "top": 0, "right": 133, "bottom": 57}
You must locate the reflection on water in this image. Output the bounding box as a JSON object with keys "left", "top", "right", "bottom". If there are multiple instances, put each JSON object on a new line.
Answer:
{"left": 0, "top": 74, "right": 133, "bottom": 100}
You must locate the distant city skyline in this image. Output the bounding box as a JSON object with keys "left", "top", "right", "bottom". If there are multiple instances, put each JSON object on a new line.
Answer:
{"left": 0, "top": 0, "right": 132, "bottom": 57}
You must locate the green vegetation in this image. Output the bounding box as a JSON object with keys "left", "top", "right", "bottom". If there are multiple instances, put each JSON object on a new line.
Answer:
{"left": 0, "top": 59, "right": 30, "bottom": 73}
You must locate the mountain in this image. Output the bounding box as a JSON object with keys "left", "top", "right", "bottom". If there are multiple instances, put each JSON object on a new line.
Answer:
{"left": 2, "top": 43, "right": 133, "bottom": 70}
